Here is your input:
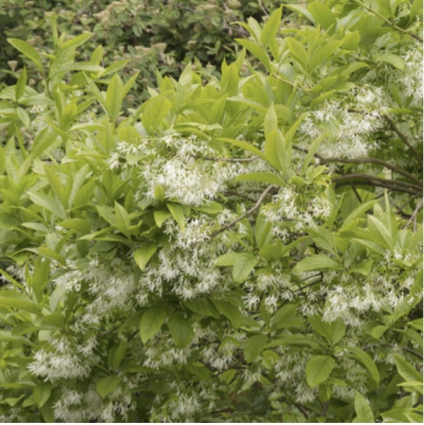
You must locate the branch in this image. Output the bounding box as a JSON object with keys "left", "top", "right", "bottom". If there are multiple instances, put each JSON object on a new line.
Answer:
{"left": 321, "top": 157, "right": 422, "bottom": 187}
{"left": 402, "top": 198, "right": 423, "bottom": 231}
{"left": 212, "top": 185, "right": 274, "bottom": 237}
{"left": 384, "top": 115, "right": 423, "bottom": 169}
{"left": 356, "top": 0, "right": 423, "bottom": 42}
{"left": 332, "top": 174, "right": 422, "bottom": 194}
{"left": 194, "top": 155, "right": 259, "bottom": 163}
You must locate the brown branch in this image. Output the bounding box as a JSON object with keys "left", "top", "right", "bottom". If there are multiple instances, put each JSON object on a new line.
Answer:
{"left": 320, "top": 157, "right": 422, "bottom": 187}
{"left": 212, "top": 185, "right": 274, "bottom": 237}
{"left": 384, "top": 115, "right": 423, "bottom": 169}
{"left": 402, "top": 198, "right": 423, "bottom": 231}
{"left": 194, "top": 155, "right": 259, "bottom": 163}
{"left": 223, "top": 191, "right": 256, "bottom": 202}
{"left": 332, "top": 174, "right": 422, "bottom": 194}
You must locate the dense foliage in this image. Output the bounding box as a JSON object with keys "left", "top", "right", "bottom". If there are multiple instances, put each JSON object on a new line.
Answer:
{"left": 1, "top": 0, "right": 282, "bottom": 99}
{"left": 0, "top": 0, "right": 422, "bottom": 422}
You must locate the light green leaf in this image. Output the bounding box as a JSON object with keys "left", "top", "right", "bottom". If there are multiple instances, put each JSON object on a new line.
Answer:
{"left": 218, "top": 137, "right": 268, "bottom": 162}
{"left": 215, "top": 251, "right": 242, "bottom": 266}
{"left": 167, "top": 203, "right": 185, "bottom": 232}
{"left": 287, "top": 38, "right": 309, "bottom": 71}
{"left": 236, "top": 39, "right": 271, "bottom": 71}
{"left": 134, "top": 243, "right": 157, "bottom": 270}
{"left": 235, "top": 172, "right": 284, "bottom": 186}
{"left": 141, "top": 95, "right": 172, "bottom": 133}
{"left": 106, "top": 73, "right": 123, "bottom": 123}
{"left": 374, "top": 53, "right": 405, "bottom": 70}
{"left": 394, "top": 355, "right": 423, "bottom": 385}
{"left": 114, "top": 202, "right": 131, "bottom": 238}
{"left": 96, "top": 376, "right": 121, "bottom": 399}
{"left": 306, "top": 355, "right": 335, "bottom": 388}
{"left": 28, "top": 192, "right": 66, "bottom": 219}
{"left": 232, "top": 253, "right": 258, "bottom": 283}
{"left": 167, "top": 313, "right": 194, "bottom": 348}
{"left": 154, "top": 210, "right": 171, "bottom": 228}
{"left": 301, "top": 132, "right": 328, "bottom": 174}
{"left": 60, "top": 33, "right": 92, "bottom": 50}
{"left": 244, "top": 334, "right": 268, "bottom": 362}
{"left": 349, "top": 347, "right": 380, "bottom": 383}
{"left": 33, "top": 383, "right": 51, "bottom": 408}
{"left": 308, "top": 1, "right": 336, "bottom": 30}
{"left": 294, "top": 254, "right": 342, "bottom": 273}
{"left": 354, "top": 392, "right": 375, "bottom": 423}
{"left": 260, "top": 7, "right": 282, "bottom": 48}
{"left": 15, "top": 67, "right": 27, "bottom": 101}
{"left": 139, "top": 305, "right": 167, "bottom": 344}
{"left": 8, "top": 38, "right": 43, "bottom": 71}
{"left": 0, "top": 291, "right": 39, "bottom": 314}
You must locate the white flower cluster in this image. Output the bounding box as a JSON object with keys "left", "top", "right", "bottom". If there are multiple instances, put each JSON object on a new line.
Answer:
{"left": 28, "top": 337, "right": 93, "bottom": 381}
{"left": 300, "top": 88, "right": 383, "bottom": 159}
{"left": 263, "top": 187, "right": 332, "bottom": 230}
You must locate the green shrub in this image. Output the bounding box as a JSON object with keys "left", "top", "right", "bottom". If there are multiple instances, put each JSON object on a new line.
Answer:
{"left": 0, "top": 1, "right": 422, "bottom": 422}
{"left": 0, "top": 0, "right": 283, "bottom": 99}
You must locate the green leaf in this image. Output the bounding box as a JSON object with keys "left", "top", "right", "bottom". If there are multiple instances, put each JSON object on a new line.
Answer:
{"left": 294, "top": 254, "right": 342, "bottom": 273}
{"left": 7, "top": 38, "right": 43, "bottom": 71}
{"left": 60, "top": 33, "right": 92, "bottom": 49}
{"left": 308, "top": 1, "right": 336, "bottom": 30}
{"left": 218, "top": 137, "right": 268, "bottom": 162}
{"left": 184, "top": 298, "right": 219, "bottom": 318}
{"left": 33, "top": 382, "right": 51, "bottom": 408}
{"left": 141, "top": 95, "right": 172, "bottom": 133}
{"left": 123, "top": 72, "right": 140, "bottom": 97}
{"left": 232, "top": 253, "right": 258, "bottom": 283}
{"left": 354, "top": 392, "right": 375, "bottom": 423}
{"left": 154, "top": 210, "right": 171, "bottom": 228}
{"left": 265, "top": 130, "right": 286, "bottom": 171}
{"left": 211, "top": 299, "right": 242, "bottom": 329}
{"left": 134, "top": 243, "right": 157, "bottom": 270}
{"left": 244, "top": 334, "right": 268, "bottom": 362}
{"left": 96, "top": 376, "right": 121, "bottom": 399}
{"left": 271, "top": 304, "right": 297, "bottom": 329}
{"left": 106, "top": 73, "right": 123, "bottom": 123}
{"left": 374, "top": 53, "right": 405, "bottom": 70}
{"left": 167, "top": 313, "right": 194, "bottom": 348}
{"left": 394, "top": 355, "right": 423, "bottom": 384}
{"left": 236, "top": 39, "right": 271, "bottom": 71}
{"left": 301, "top": 132, "right": 328, "bottom": 174}
{"left": 215, "top": 251, "right": 242, "bottom": 266}
{"left": 15, "top": 67, "right": 27, "bottom": 101}
{"left": 114, "top": 202, "right": 131, "bottom": 238}
{"left": 0, "top": 291, "right": 39, "bottom": 314}
{"left": 235, "top": 172, "right": 284, "bottom": 186}
{"left": 349, "top": 347, "right": 380, "bottom": 383}
{"left": 287, "top": 38, "right": 309, "bottom": 71}
{"left": 139, "top": 305, "right": 167, "bottom": 344}
{"left": 167, "top": 203, "right": 185, "bottom": 232}
{"left": 28, "top": 192, "right": 66, "bottom": 219}
{"left": 306, "top": 355, "right": 335, "bottom": 388}
{"left": 260, "top": 7, "right": 282, "bottom": 48}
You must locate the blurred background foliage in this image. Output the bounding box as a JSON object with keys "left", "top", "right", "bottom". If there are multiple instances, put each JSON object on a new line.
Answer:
{"left": 0, "top": 0, "right": 286, "bottom": 101}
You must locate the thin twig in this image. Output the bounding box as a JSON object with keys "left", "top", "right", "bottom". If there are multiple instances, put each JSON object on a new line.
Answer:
{"left": 356, "top": 0, "right": 423, "bottom": 42}
{"left": 194, "top": 155, "right": 259, "bottom": 163}
{"left": 348, "top": 177, "right": 363, "bottom": 203}
{"left": 364, "top": 343, "right": 423, "bottom": 360}
{"left": 384, "top": 115, "right": 423, "bottom": 169}
{"left": 97, "top": 325, "right": 120, "bottom": 338}
{"left": 224, "top": 191, "right": 256, "bottom": 202}
{"left": 402, "top": 198, "right": 423, "bottom": 230}
{"left": 212, "top": 185, "right": 274, "bottom": 237}
{"left": 320, "top": 157, "right": 422, "bottom": 186}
